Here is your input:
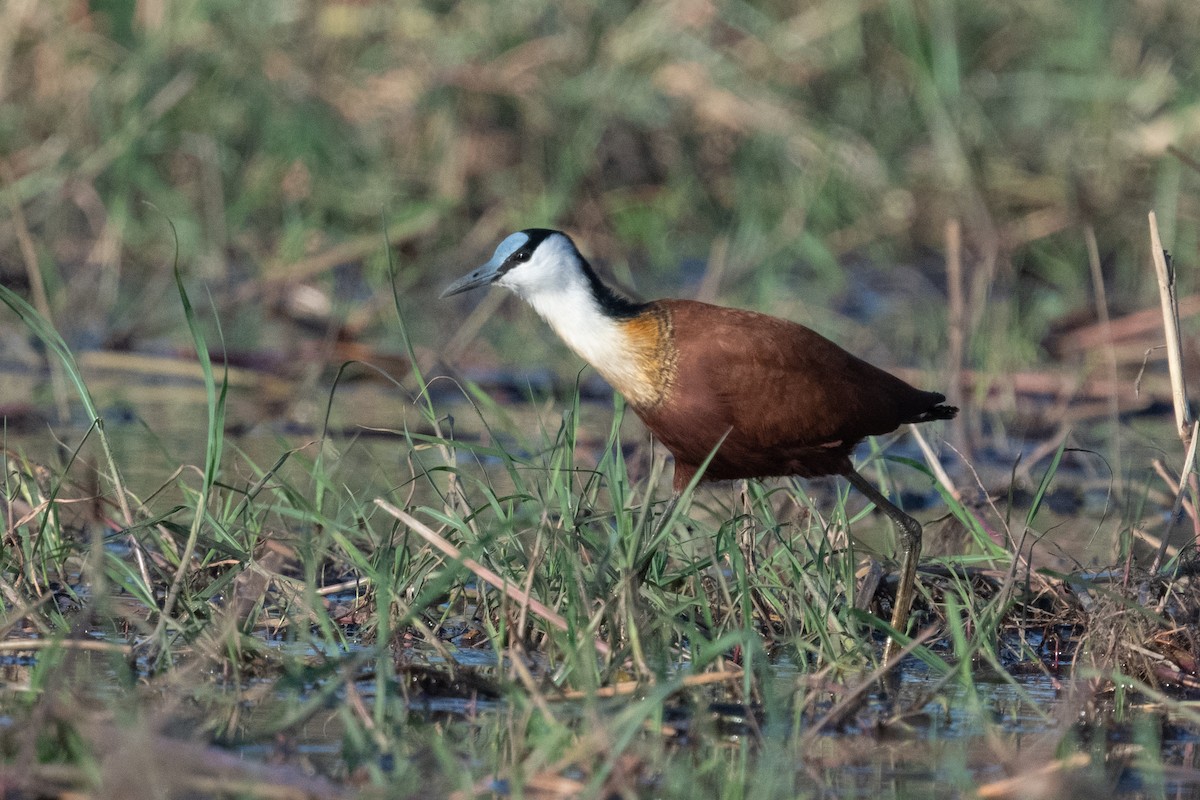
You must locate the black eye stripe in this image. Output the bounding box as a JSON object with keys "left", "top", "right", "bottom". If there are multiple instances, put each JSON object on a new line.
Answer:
{"left": 496, "top": 248, "right": 530, "bottom": 276}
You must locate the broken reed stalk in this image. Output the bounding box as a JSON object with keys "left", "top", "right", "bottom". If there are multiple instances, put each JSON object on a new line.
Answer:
{"left": 1148, "top": 210, "right": 1200, "bottom": 555}
{"left": 1149, "top": 211, "right": 1191, "bottom": 441}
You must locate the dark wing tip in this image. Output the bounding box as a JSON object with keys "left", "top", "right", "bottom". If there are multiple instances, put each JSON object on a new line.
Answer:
{"left": 916, "top": 403, "right": 959, "bottom": 422}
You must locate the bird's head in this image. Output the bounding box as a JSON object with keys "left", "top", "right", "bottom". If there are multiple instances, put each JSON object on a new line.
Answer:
{"left": 441, "top": 229, "right": 581, "bottom": 302}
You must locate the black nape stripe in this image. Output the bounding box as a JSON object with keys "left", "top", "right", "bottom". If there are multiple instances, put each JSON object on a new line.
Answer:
{"left": 582, "top": 262, "right": 648, "bottom": 319}
{"left": 515, "top": 228, "right": 648, "bottom": 319}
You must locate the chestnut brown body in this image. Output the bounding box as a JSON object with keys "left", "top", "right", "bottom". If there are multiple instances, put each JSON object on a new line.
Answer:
{"left": 627, "top": 300, "right": 955, "bottom": 489}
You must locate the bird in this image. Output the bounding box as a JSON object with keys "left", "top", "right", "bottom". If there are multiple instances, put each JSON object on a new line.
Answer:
{"left": 442, "top": 228, "right": 957, "bottom": 660}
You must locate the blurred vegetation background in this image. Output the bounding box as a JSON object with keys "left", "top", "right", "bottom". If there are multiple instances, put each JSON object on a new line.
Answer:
{"left": 2, "top": 0, "right": 1199, "bottom": 388}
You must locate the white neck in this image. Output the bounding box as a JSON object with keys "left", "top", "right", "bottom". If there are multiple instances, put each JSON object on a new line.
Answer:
{"left": 519, "top": 277, "right": 637, "bottom": 388}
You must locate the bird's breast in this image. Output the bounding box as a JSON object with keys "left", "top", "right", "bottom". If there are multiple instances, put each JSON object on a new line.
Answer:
{"left": 563, "top": 304, "right": 677, "bottom": 409}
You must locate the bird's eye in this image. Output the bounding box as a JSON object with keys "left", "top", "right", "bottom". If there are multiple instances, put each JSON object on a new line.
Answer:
{"left": 513, "top": 250, "right": 531, "bottom": 263}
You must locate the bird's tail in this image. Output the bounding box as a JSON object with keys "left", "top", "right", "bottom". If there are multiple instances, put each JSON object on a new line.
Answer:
{"left": 913, "top": 403, "right": 958, "bottom": 422}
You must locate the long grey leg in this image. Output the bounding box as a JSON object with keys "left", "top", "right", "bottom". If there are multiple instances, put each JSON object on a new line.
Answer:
{"left": 843, "top": 469, "right": 922, "bottom": 663}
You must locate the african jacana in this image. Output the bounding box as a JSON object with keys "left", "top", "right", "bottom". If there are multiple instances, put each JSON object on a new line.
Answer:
{"left": 442, "top": 229, "right": 957, "bottom": 659}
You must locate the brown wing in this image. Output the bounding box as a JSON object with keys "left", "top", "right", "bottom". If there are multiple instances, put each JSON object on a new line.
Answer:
{"left": 642, "top": 300, "right": 947, "bottom": 485}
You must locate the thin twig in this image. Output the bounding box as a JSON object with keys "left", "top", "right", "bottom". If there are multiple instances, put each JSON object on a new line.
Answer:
{"left": 976, "top": 753, "right": 1092, "bottom": 799}
{"left": 944, "top": 218, "right": 971, "bottom": 458}
{"left": 374, "top": 500, "right": 612, "bottom": 657}
{"left": 1085, "top": 224, "right": 1122, "bottom": 491}
{"left": 0, "top": 638, "right": 133, "bottom": 655}
{"left": 909, "top": 425, "right": 957, "bottom": 501}
{"left": 551, "top": 669, "right": 744, "bottom": 701}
